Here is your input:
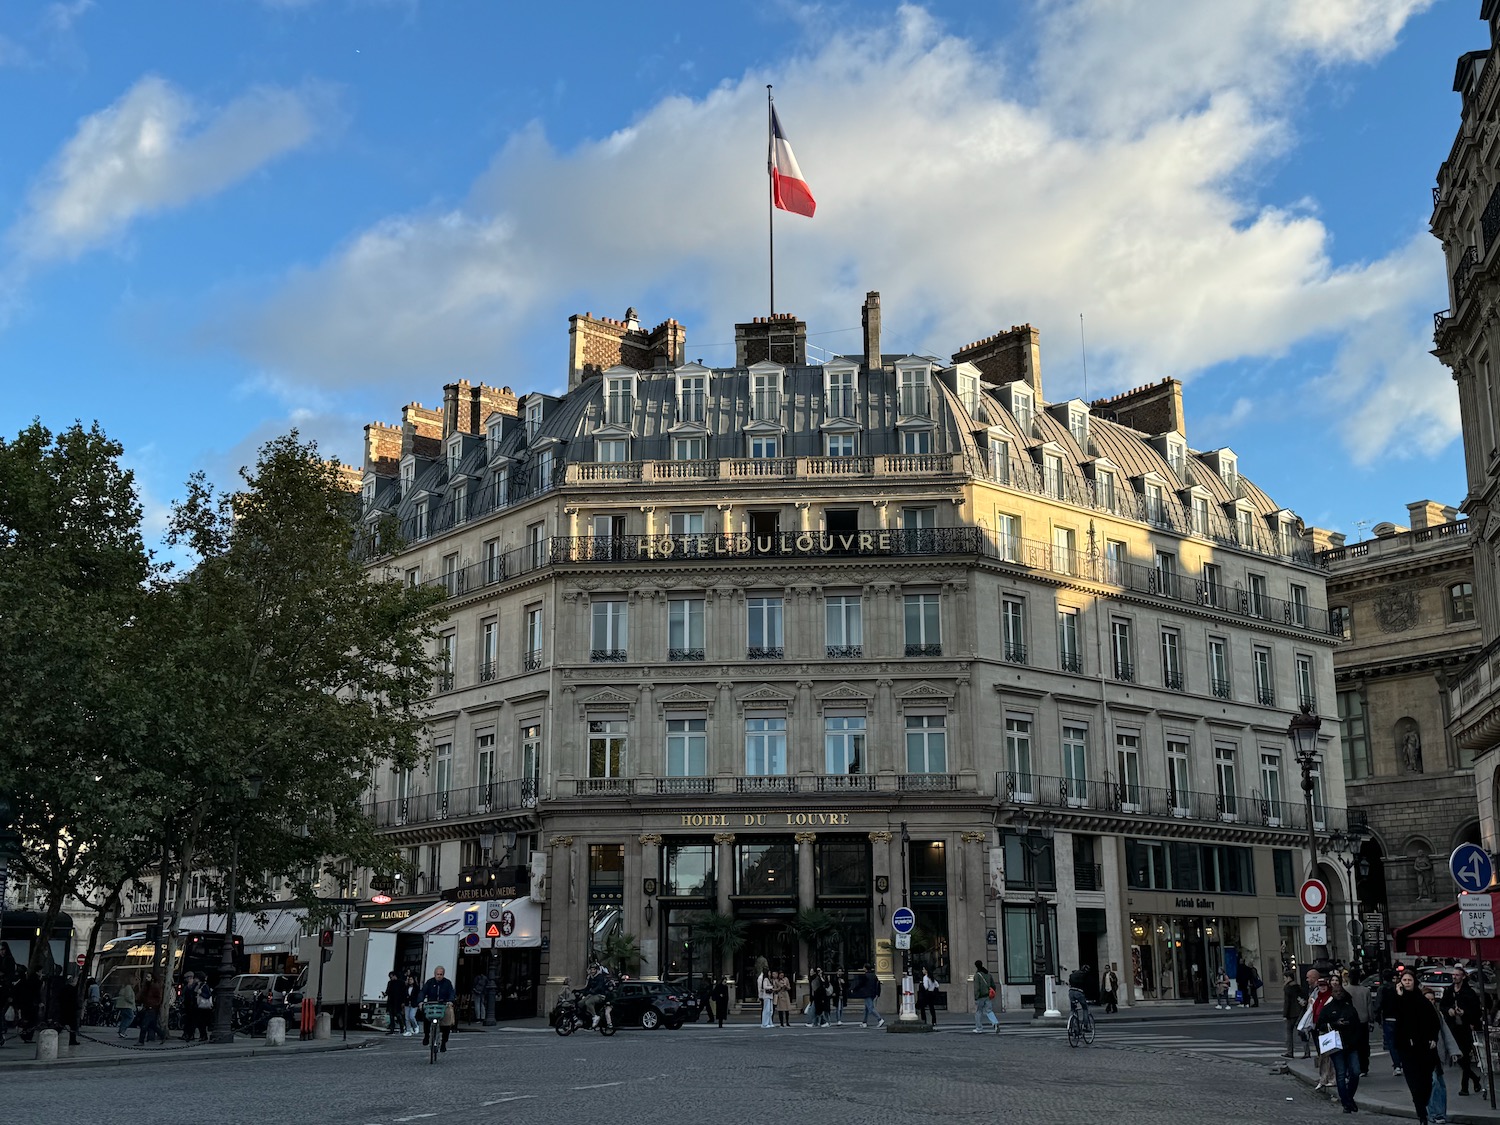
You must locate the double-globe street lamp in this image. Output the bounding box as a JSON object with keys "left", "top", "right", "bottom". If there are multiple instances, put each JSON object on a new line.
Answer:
{"left": 1009, "top": 807, "right": 1055, "bottom": 1017}
{"left": 210, "top": 774, "right": 262, "bottom": 1044}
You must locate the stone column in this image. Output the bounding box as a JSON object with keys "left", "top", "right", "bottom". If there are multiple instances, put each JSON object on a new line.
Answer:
{"left": 869, "top": 829, "right": 894, "bottom": 1005}
{"left": 641, "top": 504, "right": 656, "bottom": 537}
{"left": 796, "top": 831, "right": 817, "bottom": 977}
{"left": 1052, "top": 831, "right": 1079, "bottom": 973}
{"left": 956, "top": 830, "right": 990, "bottom": 1013}
{"left": 638, "top": 833, "right": 663, "bottom": 977}
{"left": 715, "top": 832, "right": 736, "bottom": 981}
{"left": 1099, "top": 834, "right": 1129, "bottom": 1007}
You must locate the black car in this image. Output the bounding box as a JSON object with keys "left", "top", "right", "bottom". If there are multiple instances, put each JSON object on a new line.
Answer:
{"left": 647, "top": 981, "right": 702, "bottom": 1022}
{"left": 609, "top": 981, "right": 687, "bottom": 1030}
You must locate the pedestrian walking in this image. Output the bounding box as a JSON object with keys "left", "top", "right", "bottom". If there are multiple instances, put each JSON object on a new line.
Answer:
{"left": 859, "top": 965, "right": 884, "bottom": 1028}
{"left": 1343, "top": 970, "right": 1372, "bottom": 1078}
{"left": 972, "top": 960, "right": 1000, "bottom": 1033}
{"left": 404, "top": 971, "right": 420, "bottom": 1034}
{"left": 1394, "top": 968, "right": 1441, "bottom": 1124}
{"left": 1314, "top": 976, "right": 1364, "bottom": 1113}
{"left": 916, "top": 966, "right": 939, "bottom": 1026}
{"left": 832, "top": 969, "right": 848, "bottom": 1025}
{"left": 114, "top": 978, "right": 137, "bottom": 1036}
{"left": 49, "top": 969, "right": 81, "bottom": 1047}
{"left": 15, "top": 968, "right": 40, "bottom": 1043}
{"left": 1101, "top": 963, "right": 1119, "bottom": 1014}
{"left": 1377, "top": 970, "right": 1403, "bottom": 1074}
{"left": 773, "top": 971, "right": 791, "bottom": 1027}
{"left": 1281, "top": 970, "right": 1306, "bottom": 1058}
{"left": 1424, "top": 986, "right": 1459, "bottom": 1125}
{"left": 136, "top": 974, "right": 165, "bottom": 1044}
{"left": 812, "top": 969, "right": 830, "bottom": 1027}
{"left": 383, "top": 971, "right": 405, "bottom": 1034}
{"left": 711, "top": 975, "right": 730, "bottom": 1027}
{"left": 1441, "top": 969, "right": 1484, "bottom": 1097}
{"left": 758, "top": 965, "right": 774, "bottom": 1028}
{"left": 179, "top": 971, "right": 212, "bottom": 1042}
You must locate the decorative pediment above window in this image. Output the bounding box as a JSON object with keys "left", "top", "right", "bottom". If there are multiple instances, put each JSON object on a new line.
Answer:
{"left": 581, "top": 688, "right": 634, "bottom": 708}
{"left": 817, "top": 682, "right": 871, "bottom": 704}
{"left": 743, "top": 417, "right": 785, "bottom": 434}
{"left": 738, "top": 684, "right": 793, "bottom": 706}
{"left": 819, "top": 417, "right": 863, "bottom": 434}
{"left": 899, "top": 681, "right": 953, "bottom": 701}
{"left": 593, "top": 422, "right": 633, "bottom": 439}
{"left": 657, "top": 686, "right": 715, "bottom": 706}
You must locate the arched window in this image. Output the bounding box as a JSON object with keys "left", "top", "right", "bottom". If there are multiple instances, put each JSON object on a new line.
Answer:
{"left": 1450, "top": 583, "right": 1476, "bottom": 623}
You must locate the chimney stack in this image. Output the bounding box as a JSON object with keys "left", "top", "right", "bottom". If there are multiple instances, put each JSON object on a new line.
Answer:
{"left": 862, "top": 292, "right": 882, "bottom": 371}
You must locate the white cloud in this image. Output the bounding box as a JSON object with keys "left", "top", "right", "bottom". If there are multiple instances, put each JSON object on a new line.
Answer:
{"left": 223, "top": 0, "right": 1454, "bottom": 464}
{"left": 8, "top": 75, "right": 325, "bottom": 264}
{"left": 43, "top": 1, "right": 93, "bottom": 33}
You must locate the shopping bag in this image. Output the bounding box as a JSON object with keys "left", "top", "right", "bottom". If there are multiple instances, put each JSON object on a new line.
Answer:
{"left": 1318, "top": 1030, "right": 1342, "bottom": 1054}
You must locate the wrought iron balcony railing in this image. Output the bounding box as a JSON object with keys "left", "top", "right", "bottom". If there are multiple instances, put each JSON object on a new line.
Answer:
{"left": 366, "top": 778, "right": 539, "bottom": 828}
{"left": 1257, "top": 686, "right": 1277, "bottom": 706}
{"left": 826, "top": 645, "right": 863, "bottom": 659}
{"left": 747, "top": 646, "right": 784, "bottom": 661}
{"left": 669, "top": 648, "right": 706, "bottom": 662}
{"left": 591, "top": 648, "right": 628, "bottom": 663}
{"left": 1003, "top": 642, "right": 1027, "bottom": 665}
{"left": 523, "top": 651, "right": 543, "bottom": 672}
{"left": 1162, "top": 670, "right": 1184, "bottom": 691}
{"left": 905, "top": 643, "right": 943, "bottom": 658}
{"left": 1113, "top": 661, "right": 1135, "bottom": 683}
{"left": 1211, "top": 678, "right": 1233, "bottom": 700}
{"left": 1059, "top": 652, "right": 1083, "bottom": 674}
{"left": 1455, "top": 244, "right": 1481, "bottom": 305}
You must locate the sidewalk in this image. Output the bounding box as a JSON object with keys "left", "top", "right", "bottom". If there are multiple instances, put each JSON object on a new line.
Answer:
{"left": 1286, "top": 1054, "right": 1500, "bottom": 1123}
{"left": 0, "top": 1028, "right": 383, "bottom": 1072}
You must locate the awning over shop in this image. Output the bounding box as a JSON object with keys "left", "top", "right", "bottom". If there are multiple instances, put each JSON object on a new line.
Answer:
{"left": 358, "top": 900, "right": 439, "bottom": 930}
{"left": 387, "top": 897, "right": 542, "bottom": 948}
{"left": 388, "top": 900, "right": 471, "bottom": 936}
{"left": 177, "top": 907, "right": 309, "bottom": 954}
{"left": 1392, "top": 902, "right": 1500, "bottom": 960}
{"left": 491, "top": 897, "right": 541, "bottom": 949}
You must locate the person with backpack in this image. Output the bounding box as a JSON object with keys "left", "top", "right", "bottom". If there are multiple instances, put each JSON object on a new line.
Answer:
{"left": 973, "top": 960, "right": 1000, "bottom": 1033}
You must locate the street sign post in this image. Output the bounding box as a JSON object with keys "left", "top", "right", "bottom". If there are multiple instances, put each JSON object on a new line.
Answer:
{"left": 891, "top": 907, "right": 916, "bottom": 935}
{"left": 1451, "top": 844, "right": 1494, "bottom": 894}
{"left": 894, "top": 933, "right": 911, "bottom": 950}
{"left": 1460, "top": 893, "right": 1496, "bottom": 939}
{"left": 1299, "top": 879, "right": 1329, "bottom": 914}
{"left": 1303, "top": 916, "right": 1328, "bottom": 946}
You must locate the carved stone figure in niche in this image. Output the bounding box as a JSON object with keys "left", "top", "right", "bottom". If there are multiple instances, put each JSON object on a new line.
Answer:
{"left": 1398, "top": 717, "right": 1424, "bottom": 774}
{"left": 1411, "top": 847, "right": 1435, "bottom": 901}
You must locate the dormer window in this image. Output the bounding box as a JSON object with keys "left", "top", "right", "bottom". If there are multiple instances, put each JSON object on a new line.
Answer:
{"left": 596, "top": 439, "right": 628, "bottom": 463}
{"left": 988, "top": 436, "right": 1010, "bottom": 484}
{"left": 750, "top": 434, "right": 780, "bottom": 459}
{"left": 957, "top": 368, "right": 981, "bottom": 417}
{"left": 826, "top": 368, "right": 856, "bottom": 419}
{"left": 1005, "top": 385, "right": 1034, "bottom": 432}
{"left": 1218, "top": 452, "right": 1238, "bottom": 492}
{"left": 1191, "top": 494, "right": 1211, "bottom": 536}
{"left": 1144, "top": 480, "right": 1167, "bottom": 526}
{"left": 1096, "top": 468, "right": 1116, "bottom": 512}
{"left": 452, "top": 481, "right": 468, "bottom": 524}
{"left": 751, "top": 371, "right": 782, "bottom": 421}
{"left": 446, "top": 436, "right": 464, "bottom": 474}
{"left": 487, "top": 420, "right": 505, "bottom": 458}
{"left": 414, "top": 499, "right": 429, "bottom": 540}
{"left": 1236, "top": 506, "right": 1257, "bottom": 548}
{"left": 604, "top": 374, "right": 634, "bottom": 426}
{"left": 362, "top": 476, "right": 375, "bottom": 508}
{"left": 677, "top": 373, "right": 706, "bottom": 423}
{"left": 899, "top": 367, "right": 930, "bottom": 417}
{"left": 1164, "top": 437, "right": 1187, "bottom": 481}
{"left": 1068, "top": 406, "right": 1089, "bottom": 447}
{"left": 525, "top": 399, "right": 543, "bottom": 442}
{"left": 399, "top": 459, "right": 414, "bottom": 495}
{"left": 901, "top": 430, "right": 932, "bottom": 455}
{"left": 1043, "top": 451, "right": 1066, "bottom": 499}
{"left": 674, "top": 436, "right": 705, "bottom": 461}
{"left": 827, "top": 433, "right": 856, "bottom": 458}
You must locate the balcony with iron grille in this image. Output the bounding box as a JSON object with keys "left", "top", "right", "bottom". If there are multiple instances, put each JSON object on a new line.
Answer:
{"left": 1162, "top": 669, "right": 1184, "bottom": 691}
{"left": 1455, "top": 244, "right": 1482, "bottom": 306}
{"left": 523, "top": 651, "right": 543, "bottom": 672}
{"left": 564, "top": 773, "right": 977, "bottom": 798}
{"left": 1003, "top": 642, "right": 1027, "bottom": 665}
{"left": 1059, "top": 652, "right": 1083, "bottom": 674}
{"left": 478, "top": 660, "right": 498, "bottom": 683}
{"left": 1257, "top": 685, "right": 1277, "bottom": 706}
{"left": 747, "top": 646, "right": 784, "bottom": 661}
{"left": 669, "top": 647, "right": 706, "bottom": 662}
{"left": 1113, "top": 661, "right": 1135, "bottom": 683}
{"left": 826, "top": 645, "right": 862, "bottom": 659}
{"left": 677, "top": 390, "right": 706, "bottom": 423}
{"left": 1211, "top": 678, "right": 1233, "bottom": 700}
{"left": 591, "top": 648, "right": 628, "bottom": 663}
{"left": 435, "top": 670, "right": 455, "bottom": 692}
{"left": 366, "top": 778, "right": 538, "bottom": 828}
{"left": 905, "top": 643, "right": 942, "bottom": 658}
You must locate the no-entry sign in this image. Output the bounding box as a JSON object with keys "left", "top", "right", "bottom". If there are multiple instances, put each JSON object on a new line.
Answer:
{"left": 1299, "top": 878, "right": 1328, "bottom": 914}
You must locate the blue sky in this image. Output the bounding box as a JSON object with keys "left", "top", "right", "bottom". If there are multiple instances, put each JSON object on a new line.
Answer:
{"left": 0, "top": 0, "right": 1482, "bottom": 547}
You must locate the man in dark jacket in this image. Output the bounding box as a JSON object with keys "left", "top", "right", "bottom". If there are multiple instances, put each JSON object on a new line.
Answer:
{"left": 1378, "top": 970, "right": 1403, "bottom": 1074}
{"left": 860, "top": 965, "right": 884, "bottom": 1028}
{"left": 137, "top": 974, "right": 165, "bottom": 1044}
{"left": 383, "top": 971, "right": 406, "bottom": 1034}
{"left": 1282, "top": 970, "right": 1306, "bottom": 1058}
{"left": 419, "top": 965, "right": 457, "bottom": 1051}
{"left": 1315, "top": 978, "right": 1364, "bottom": 1113}
{"left": 1442, "top": 970, "right": 1485, "bottom": 1096}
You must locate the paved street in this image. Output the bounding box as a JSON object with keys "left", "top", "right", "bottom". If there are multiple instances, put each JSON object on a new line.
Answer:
{"left": 6, "top": 1013, "right": 1346, "bottom": 1125}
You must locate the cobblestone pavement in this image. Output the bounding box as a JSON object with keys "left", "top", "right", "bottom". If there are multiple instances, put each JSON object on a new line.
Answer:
{"left": 8, "top": 1021, "right": 1346, "bottom": 1125}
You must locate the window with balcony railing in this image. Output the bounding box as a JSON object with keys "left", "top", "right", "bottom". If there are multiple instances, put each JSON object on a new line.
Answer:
{"left": 669, "top": 647, "right": 705, "bottom": 662}
{"left": 1003, "top": 642, "right": 1027, "bottom": 665}
{"left": 899, "top": 381, "right": 930, "bottom": 417}
{"left": 1114, "top": 660, "right": 1135, "bottom": 683}
{"left": 591, "top": 648, "right": 627, "bottom": 663}
{"left": 752, "top": 389, "right": 782, "bottom": 420}
{"left": 1211, "top": 678, "right": 1233, "bottom": 700}
{"left": 748, "top": 646, "right": 783, "bottom": 660}
{"left": 1257, "top": 686, "right": 1276, "bottom": 706}
{"left": 677, "top": 389, "right": 706, "bottom": 423}
{"left": 523, "top": 650, "right": 543, "bottom": 672}
{"left": 826, "top": 645, "right": 862, "bottom": 659}
{"left": 479, "top": 660, "right": 497, "bottom": 683}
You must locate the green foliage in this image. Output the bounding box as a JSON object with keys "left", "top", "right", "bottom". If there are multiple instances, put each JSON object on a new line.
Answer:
{"left": 691, "top": 911, "right": 746, "bottom": 968}
{"left": 602, "top": 931, "right": 641, "bottom": 975}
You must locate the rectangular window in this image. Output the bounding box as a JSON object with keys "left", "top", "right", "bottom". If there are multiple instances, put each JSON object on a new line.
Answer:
{"left": 826, "top": 433, "right": 856, "bottom": 457}
{"left": 1253, "top": 647, "right": 1274, "bottom": 705}
{"left": 826, "top": 369, "right": 855, "bottom": 418}
{"left": 1338, "top": 690, "right": 1372, "bottom": 780}
{"left": 677, "top": 375, "right": 706, "bottom": 422}
{"left": 990, "top": 438, "right": 1011, "bottom": 484}
{"left": 1238, "top": 508, "right": 1257, "bottom": 548}
{"left": 905, "top": 714, "right": 948, "bottom": 774}
{"left": 604, "top": 376, "right": 633, "bottom": 425}
{"left": 1003, "top": 903, "right": 1058, "bottom": 985}
{"left": 996, "top": 513, "right": 1020, "bottom": 562}
{"left": 1192, "top": 495, "right": 1210, "bottom": 535}
{"left": 750, "top": 434, "right": 779, "bottom": 459}
{"left": 1273, "top": 850, "right": 1296, "bottom": 896}
{"left": 524, "top": 606, "right": 543, "bottom": 669}
{"left": 1011, "top": 389, "right": 1033, "bottom": 431}
{"left": 434, "top": 741, "right": 453, "bottom": 794}
{"left": 664, "top": 841, "right": 715, "bottom": 897}
{"left": 480, "top": 618, "right": 498, "bottom": 681}
{"left": 590, "top": 599, "right": 628, "bottom": 661}
{"left": 481, "top": 537, "right": 501, "bottom": 584}
{"left": 405, "top": 565, "right": 420, "bottom": 589}
{"left": 674, "top": 436, "right": 705, "bottom": 461}
{"left": 1005, "top": 714, "right": 1033, "bottom": 799}
{"left": 668, "top": 598, "right": 705, "bottom": 660}
{"left": 900, "top": 505, "right": 936, "bottom": 530}
{"left": 899, "top": 368, "right": 930, "bottom": 416}
{"left": 534, "top": 449, "right": 553, "bottom": 493}
{"left": 1111, "top": 619, "right": 1134, "bottom": 682}
{"left": 665, "top": 717, "right": 708, "bottom": 777}
{"left": 1260, "top": 750, "right": 1284, "bottom": 824}
{"left": 1295, "top": 654, "right": 1315, "bottom": 709}
{"left": 587, "top": 718, "right": 627, "bottom": 778}
{"left": 1096, "top": 469, "right": 1116, "bottom": 512}
{"left": 825, "top": 714, "right": 867, "bottom": 774}
{"left": 525, "top": 399, "right": 543, "bottom": 441}
{"left": 1452, "top": 582, "right": 1477, "bottom": 622}
{"left": 1154, "top": 550, "right": 1179, "bottom": 599}
{"left": 747, "top": 595, "right": 784, "bottom": 658}
{"left": 414, "top": 499, "right": 429, "bottom": 540}
{"left": 1248, "top": 572, "right": 1267, "bottom": 618}
{"left": 596, "top": 439, "right": 627, "bottom": 463}
{"left": 475, "top": 731, "right": 496, "bottom": 798}
{"left": 751, "top": 372, "right": 781, "bottom": 421}
{"left": 528, "top": 521, "right": 546, "bottom": 570}
{"left": 1291, "top": 583, "right": 1308, "bottom": 627}
{"left": 1166, "top": 740, "right": 1190, "bottom": 816}
{"left": 1105, "top": 539, "right": 1126, "bottom": 584}
{"left": 1044, "top": 452, "right": 1065, "bottom": 499}
{"left": 1052, "top": 525, "right": 1076, "bottom": 576}
{"left": 1209, "top": 636, "right": 1231, "bottom": 699}
{"left": 670, "top": 511, "right": 704, "bottom": 535}
{"left": 1062, "top": 723, "right": 1088, "bottom": 805}
{"left": 1068, "top": 408, "right": 1088, "bottom": 446}
{"left": 825, "top": 594, "right": 863, "bottom": 657}
{"left": 1202, "top": 563, "right": 1224, "bottom": 608}
{"left": 437, "top": 632, "right": 455, "bottom": 691}
{"left": 1002, "top": 598, "right": 1026, "bottom": 664}
{"left": 745, "top": 716, "right": 788, "bottom": 775}
{"left": 1115, "top": 732, "right": 1142, "bottom": 811}
{"left": 904, "top": 592, "right": 941, "bottom": 655}
{"left": 521, "top": 722, "right": 541, "bottom": 785}
{"left": 1145, "top": 481, "right": 1166, "bottom": 526}
{"left": 1215, "top": 746, "right": 1238, "bottom": 818}
{"left": 900, "top": 429, "right": 933, "bottom": 455}
{"left": 1160, "top": 628, "right": 1183, "bottom": 690}
{"left": 1058, "top": 608, "right": 1081, "bottom": 673}
{"left": 452, "top": 482, "right": 467, "bottom": 525}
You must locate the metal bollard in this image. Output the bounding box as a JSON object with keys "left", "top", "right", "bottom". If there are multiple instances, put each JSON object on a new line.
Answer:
{"left": 35, "top": 1028, "right": 59, "bottom": 1062}
{"left": 313, "top": 1012, "right": 331, "bottom": 1040}
{"left": 265, "top": 1017, "right": 286, "bottom": 1047}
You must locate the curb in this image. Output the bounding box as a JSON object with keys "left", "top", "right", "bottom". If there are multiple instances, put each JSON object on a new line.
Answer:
{"left": 0, "top": 1037, "right": 379, "bottom": 1073}
{"left": 1284, "top": 1058, "right": 1499, "bottom": 1124}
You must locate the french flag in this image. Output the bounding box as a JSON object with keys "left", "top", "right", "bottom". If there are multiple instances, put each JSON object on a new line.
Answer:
{"left": 769, "top": 105, "right": 816, "bottom": 218}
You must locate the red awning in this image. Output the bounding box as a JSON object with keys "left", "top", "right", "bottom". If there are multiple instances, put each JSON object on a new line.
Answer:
{"left": 1393, "top": 902, "right": 1500, "bottom": 960}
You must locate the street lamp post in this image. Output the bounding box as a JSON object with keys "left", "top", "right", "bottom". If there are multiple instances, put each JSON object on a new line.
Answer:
{"left": 898, "top": 822, "right": 918, "bottom": 1023}
{"left": 1288, "top": 706, "right": 1327, "bottom": 968}
{"left": 1010, "top": 808, "right": 1055, "bottom": 1017}
{"left": 1328, "top": 825, "right": 1372, "bottom": 975}
{"left": 209, "top": 774, "right": 262, "bottom": 1044}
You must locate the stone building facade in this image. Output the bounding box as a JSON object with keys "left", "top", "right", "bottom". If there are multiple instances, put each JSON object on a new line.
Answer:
{"left": 1321, "top": 504, "right": 1481, "bottom": 936}
{"left": 355, "top": 293, "right": 1350, "bottom": 1015}
{"left": 1434, "top": 6, "right": 1500, "bottom": 856}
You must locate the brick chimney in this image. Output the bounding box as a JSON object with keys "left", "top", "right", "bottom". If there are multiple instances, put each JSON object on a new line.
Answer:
{"left": 400, "top": 402, "right": 443, "bottom": 459}
{"left": 1406, "top": 499, "right": 1458, "bottom": 530}
{"left": 950, "top": 324, "right": 1042, "bottom": 396}
{"left": 735, "top": 313, "right": 807, "bottom": 367}
{"left": 861, "top": 292, "right": 882, "bottom": 370}
{"left": 1090, "top": 378, "right": 1185, "bottom": 437}
{"left": 567, "top": 308, "right": 687, "bottom": 389}
{"left": 363, "top": 421, "right": 402, "bottom": 477}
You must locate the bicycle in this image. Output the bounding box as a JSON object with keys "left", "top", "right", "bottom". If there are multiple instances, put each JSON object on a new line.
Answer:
{"left": 1066, "top": 991, "right": 1096, "bottom": 1048}
{"left": 423, "top": 1001, "right": 448, "bottom": 1064}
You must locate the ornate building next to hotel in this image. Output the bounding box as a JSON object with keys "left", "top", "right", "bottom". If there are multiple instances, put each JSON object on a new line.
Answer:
{"left": 1320, "top": 505, "right": 1481, "bottom": 938}
{"left": 355, "top": 293, "right": 1349, "bottom": 1014}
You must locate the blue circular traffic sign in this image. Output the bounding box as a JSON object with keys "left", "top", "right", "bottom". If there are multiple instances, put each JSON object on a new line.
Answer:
{"left": 891, "top": 906, "right": 916, "bottom": 935}
{"left": 1451, "top": 843, "right": 1494, "bottom": 894}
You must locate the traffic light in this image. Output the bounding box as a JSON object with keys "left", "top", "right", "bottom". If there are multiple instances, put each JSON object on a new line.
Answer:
{"left": 319, "top": 928, "right": 335, "bottom": 948}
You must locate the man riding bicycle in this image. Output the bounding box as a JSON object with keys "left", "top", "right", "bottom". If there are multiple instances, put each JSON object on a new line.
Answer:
{"left": 1067, "top": 965, "right": 1092, "bottom": 1016}
{"left": 419, "top": 966, "right": 456, "bottom": 1052}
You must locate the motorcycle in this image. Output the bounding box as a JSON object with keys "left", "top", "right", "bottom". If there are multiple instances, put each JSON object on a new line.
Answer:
{"left": 552, "top": 989, "right": 616, "bottom": 1036}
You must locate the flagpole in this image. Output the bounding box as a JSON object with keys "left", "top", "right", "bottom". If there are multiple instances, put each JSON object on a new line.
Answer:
{"left": 767, "top": 84, "right": 775, "bottom": 317}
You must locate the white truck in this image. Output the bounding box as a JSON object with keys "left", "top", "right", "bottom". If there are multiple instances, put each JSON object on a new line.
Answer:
{"left": 295, "top": 928, "right": 398, "bottom": 1029}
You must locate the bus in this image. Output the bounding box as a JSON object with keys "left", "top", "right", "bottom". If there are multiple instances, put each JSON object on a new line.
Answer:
{"left": 95, "top": 930, "right": 247, "bottom": 996}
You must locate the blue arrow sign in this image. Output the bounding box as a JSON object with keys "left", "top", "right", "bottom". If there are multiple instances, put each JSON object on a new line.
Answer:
{"left": 1451, "top": 844, "right": 1493, "bottom": 894}
{"left": 891, "top": 906, "right": 916, "bottom": 935}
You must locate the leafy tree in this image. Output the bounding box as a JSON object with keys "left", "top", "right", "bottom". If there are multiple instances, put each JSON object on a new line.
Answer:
{"left": 0, "top": 421, "right": 160, "bottom": 971}
{"left": 601, "top": 931, "right": 640, "bottom": 976}
{"left": 690, "top": 911, "right": 746, "bottom": 977}
{"left": 789, "top": 907, "right": 841, "bottom": 972}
